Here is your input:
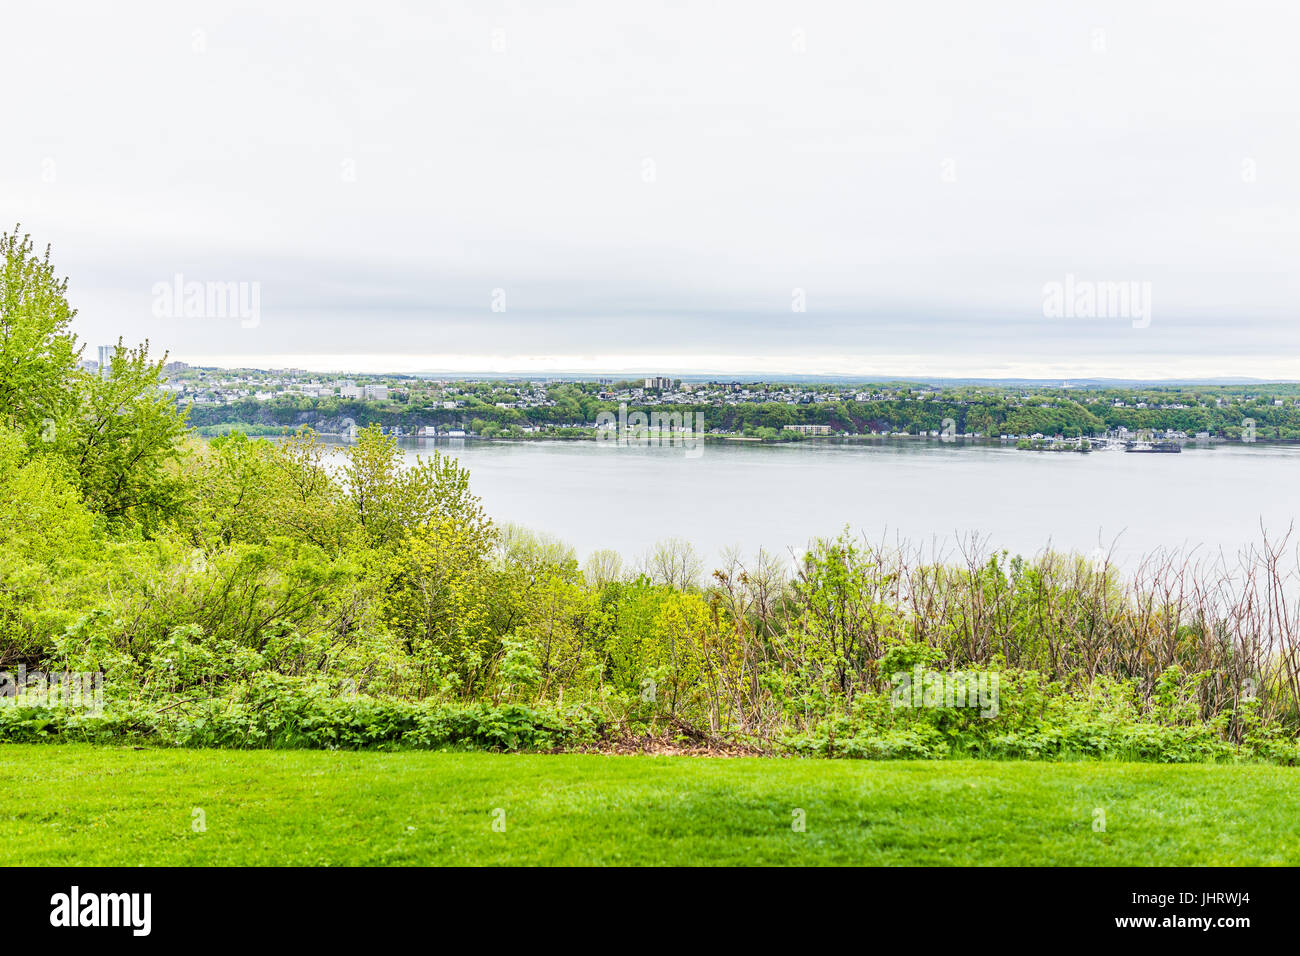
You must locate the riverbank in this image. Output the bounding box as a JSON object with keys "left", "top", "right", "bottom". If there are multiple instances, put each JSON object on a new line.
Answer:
{"left": 200, "top": 422, "right": 1300, "bottom": 452}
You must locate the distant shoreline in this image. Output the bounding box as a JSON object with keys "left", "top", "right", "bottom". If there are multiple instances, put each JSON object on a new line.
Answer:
{"left": 194, "top": 424, "right": 1300, "bottom": 450}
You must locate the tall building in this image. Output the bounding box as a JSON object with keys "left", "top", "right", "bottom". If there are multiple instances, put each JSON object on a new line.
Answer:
{"left": 97, "top": 345, "right": 112, "bottom": 378}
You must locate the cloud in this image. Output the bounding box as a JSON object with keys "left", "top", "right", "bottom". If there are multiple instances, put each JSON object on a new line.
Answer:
{"left": 3, "top": 0, "right": 1297, "bottom": 378}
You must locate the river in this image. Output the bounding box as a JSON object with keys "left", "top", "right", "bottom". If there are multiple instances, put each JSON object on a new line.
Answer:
{"left": 384, "top": 437, "right": 1300, "bottom": 572}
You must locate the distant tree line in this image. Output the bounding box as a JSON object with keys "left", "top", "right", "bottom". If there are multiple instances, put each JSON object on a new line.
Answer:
{"left": 186, "top": 391, "right": 1300, "bottom": 440}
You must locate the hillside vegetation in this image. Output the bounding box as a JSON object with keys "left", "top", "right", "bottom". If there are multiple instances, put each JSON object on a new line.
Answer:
{"left": 3, "top": 226, "right": 1300, "bottom": 762}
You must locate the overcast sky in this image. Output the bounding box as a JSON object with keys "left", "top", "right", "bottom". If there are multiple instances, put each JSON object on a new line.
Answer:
{"left": 4, "top": 1, "right": 1298, "bottom": 379}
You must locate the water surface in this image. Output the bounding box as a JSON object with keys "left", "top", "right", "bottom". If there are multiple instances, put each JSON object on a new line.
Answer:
{"left": 390, "top": 438, "right": 1300, "bottom": 571}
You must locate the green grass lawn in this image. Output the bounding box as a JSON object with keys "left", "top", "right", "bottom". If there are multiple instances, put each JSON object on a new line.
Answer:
{"left": 0, "top": 745, "right": 1296, "bottom": 865}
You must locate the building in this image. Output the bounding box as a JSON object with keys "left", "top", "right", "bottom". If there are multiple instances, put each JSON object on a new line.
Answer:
{"left": 644, "top": 376, "right": 672, "bottom": 390}
{"left": 783, "top": 424, "right": 831, "bottom": 436}
{"left": 340, "top": 383, "right": 388, "bottom": 400}
{"left": 97, "top": 345, "right": 112, "bottom": 378}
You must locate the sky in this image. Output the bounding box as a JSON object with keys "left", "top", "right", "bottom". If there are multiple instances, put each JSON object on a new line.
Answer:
{"left": 3, "top": 0, "right": 1299, "bottom": 379}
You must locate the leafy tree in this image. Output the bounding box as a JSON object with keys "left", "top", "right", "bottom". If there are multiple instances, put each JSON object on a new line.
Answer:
{"left": 0, "top": 428, "right": 98, "bottom": 667}
{"left": 381, "top": 517, "right": 498, "bottom": 697}
{"left": 0, "top": 225, "right": 80, "bottom": 437}
{"left": 181, "top": 429, "right": 354, "bottom": 553}
{"left": 63, "top": 339, "right": 188, "bottom": 524}
{"left": 1, "top": 230, "right": 187, "bottom": 529}
{"left": 342, "top": 424, "right": 492, "bottom": 550}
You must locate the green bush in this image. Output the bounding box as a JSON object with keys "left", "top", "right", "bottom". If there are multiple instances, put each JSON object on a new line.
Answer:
{"left": 0, "top": 678, "right": 600, "bottom": 752}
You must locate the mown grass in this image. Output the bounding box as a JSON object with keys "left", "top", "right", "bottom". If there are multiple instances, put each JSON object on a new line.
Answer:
{"left": 0, "top": 745, "right": 1296, "bottom": 865}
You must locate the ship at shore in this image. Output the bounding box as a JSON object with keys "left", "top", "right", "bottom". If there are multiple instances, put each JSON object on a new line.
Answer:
{"left": 1123, "top": 440, "right": 1182, "bottom": 453}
